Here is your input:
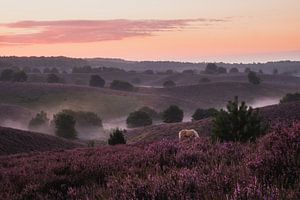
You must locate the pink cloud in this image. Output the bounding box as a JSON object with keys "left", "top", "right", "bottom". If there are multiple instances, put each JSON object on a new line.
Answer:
{"left": 0, "top": 19, "right": 227, "bottom": 45}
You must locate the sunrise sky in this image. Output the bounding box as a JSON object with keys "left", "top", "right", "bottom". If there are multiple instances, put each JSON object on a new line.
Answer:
{"left": 0, "top": 0, "right": 300, "bottom": 62}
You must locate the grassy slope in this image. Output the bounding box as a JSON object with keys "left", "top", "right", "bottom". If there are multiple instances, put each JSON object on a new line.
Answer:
{"left": 126, "top": 101, "right": 300, "bottom": 143}
{"left": 0, "top": 127, "right": 84, "bottom": 156}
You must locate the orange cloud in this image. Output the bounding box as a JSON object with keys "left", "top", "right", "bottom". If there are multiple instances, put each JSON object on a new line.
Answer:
{"left": 0, "top": 19, "right": 227, "bottom": 45}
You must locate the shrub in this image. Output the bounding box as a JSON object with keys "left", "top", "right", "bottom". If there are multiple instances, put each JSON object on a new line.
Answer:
{"left": 192, "top": 108, "right": 218, "bottom": 121}
{"left": 126, "top": 111, "right": 152, "bottom": 128}
{"left": 61, "top": 110, "right": 102, "bottom": 128}
{"left": 108, "top": 128, "right": 126, "bottom": 145}
{"left": 163, "top": 80, "right": 176, "bottom": 88}
{"left": 47, "top": 73, "right": 63, "bottom": 83}
{"left": 89, "top": 75, "right": 105, "bottom": 88}
{"left": 204, "top": 63, "right": 218, "bottom": 74}
{"left": 138, "top": 106, "right": 160, "bottom": 120}
{"left": 163, "top": 105, "right": 184, "bottom": 123}
{"left": 280, "top": 92, "right": 300, "bottom": 104}
{"left": 229, "top": 67, "right": 239, "bottom": 73}
{"left": 53, "top": 112, "right": 77, "bottom": 139}
{"left": 212, "top": 96, "right": 266, "bottom": 142}
{"left": 273, "top": 68, "right": 278, "bottom": 75}
{"left": 28, "top": 111, "right": 49, "bottom": 130}
{"left": 248, "top": 71, "right": 260, "bottom": 85}
{"left": 110, "top": 80, "right": 134, "bottom": 91}
{"left": 143, "top": 70, "right": 154, "bottom": 75}
{"left": 182, "top": 69, "right": 195, "bottom": 74}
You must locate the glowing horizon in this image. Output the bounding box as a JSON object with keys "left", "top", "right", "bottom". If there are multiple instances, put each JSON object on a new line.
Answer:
{"left": 0, "top": 0, "right": 300, "bottom": 62}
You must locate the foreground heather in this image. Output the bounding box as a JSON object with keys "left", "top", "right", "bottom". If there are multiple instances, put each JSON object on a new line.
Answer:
{"left": 0, "top": 122, "right": 299, "bottom": 200}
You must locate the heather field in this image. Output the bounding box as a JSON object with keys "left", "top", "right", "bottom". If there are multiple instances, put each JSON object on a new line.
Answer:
{"left": 0, "top": 120, "right": 299, "bottom": 199}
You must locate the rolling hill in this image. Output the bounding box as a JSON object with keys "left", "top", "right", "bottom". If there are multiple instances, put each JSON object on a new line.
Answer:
{"left": 126, "top": 101, "right": 300, "bottom": 143}
{"left": 0, "top": 127, "right": 84, "bottom": 156}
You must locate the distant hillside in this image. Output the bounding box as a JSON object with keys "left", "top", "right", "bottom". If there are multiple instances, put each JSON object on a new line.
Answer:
{"left": 0, "top": 56, "right": 88, "bottom": 71}
{"left": 0, "top": 56, "right": 299, "bottom": 74}
{"left": 0, "top": 127, "right": 84, "bottom": 156}
{"left": 126, "top": 101, "right": 300, "bottom": 143}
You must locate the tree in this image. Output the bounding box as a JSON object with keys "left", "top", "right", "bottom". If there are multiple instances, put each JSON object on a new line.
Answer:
{"left": 192, "top": 108, "right": 218, "bottom": 121}
{"left": 47, "top": 73, "right": 62, "bottom": 83}
{"left": 126, "top": 111, "right": 152, "bottom": 128}
{"left": 182, "top": 69, "right": 195, "bottom": 74}
{"left": 50, "top": 68, "right": 59, "bottom": 74}
{"left": 138, "top": 106, "right": 160, "bottom": 120}
{"left": 163, "top": 80, "right": 176, "bottom": 88}
{"left": 28, "top": 111, "right": 49, "bottom": 130}
{"left": 53, "top": 112, "right": 77, "bottom": 139}
{"left": 205, "top": 63, "right": 218, "bottom": 74}
{"left": 143, "top": 70, "right": 154, "bottom": 75}
{"left": 0, "top": 69, "right": 14, "bottom": 81}
{"left": 212, "top": 96, "right": 266, "bottom": 142}
{"left": 89, "top": 75, "right": 105, "bottom": 88}
{"left": 248, "top": 71, "right": 260, "bottom": 85}
{"left": 61, "top": 109, "right": 102, "bottom": 128}
{"left": 280, "top": 92, "right": 300, "bottom": 104}
{"left": 13, "top": 71, "right": 27, "bottom": 82}
{"left": 110, "top": 80, "right": 134, "bottom": 91}
{"left": 229, "top": 68, "right": 239, "bottom": 73}
{"left": 163, "top": 105, "right": 184, "bottom": 123}
{"left": 108, "top": 128, "right": 126, "bottom": 145}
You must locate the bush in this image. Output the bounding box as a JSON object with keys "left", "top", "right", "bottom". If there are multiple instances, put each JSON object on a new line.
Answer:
{"left": 126, "top": 111, "right": 152, "bottom": 128}
{"left": 248, "top": 71, "right": 260, "bottom": 85}
{"left": 212, "top": 96, "right": 266, "bottom": 142}
{"left": 110, "top": 80, "right": 134, "bottom": 91}
{"left": 163, "top": 105, "right": 184, "bottom": 123}
{"left": 138, "top": 106, "right": 160, "bottom": 120}
{"left": 205, "top": 63, "right": 218, "bottom": 74}
{"left": 108, "top": 128, "right": 126, "bottom": 145}
{"left": 28, "top": 111, "right": 49, "bottom": 130}
{"left": 280, "top": 92, "right": 300, "bottom": 104}
{"left": 53, "top": 112, "right": 77, "bottom": 139}
{"left": 89, "top": 75, "right": 105, "bottom": 87}
{"left": 61, "top": 110, "right": 102, "bottom": 128}
{"left": 273, "top": 68, "right": 278, "bottom": 75}
{"left": 192, "top": 108, "right": 218, "bottom": 121}
{"left": 163, "top": 80, "right": 176, "bottom": 88}
{"left": 229, "top": 67, "right": 239, "bottom": 73}
{"left": 182, "top": 70, "right": 195, "bottom": 74}
{"left": 47, "top": 73, "right": 63, "bottom": 83}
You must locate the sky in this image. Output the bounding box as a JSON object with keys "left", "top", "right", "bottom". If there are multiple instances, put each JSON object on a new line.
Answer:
{"left": 0, "top": 0, "right": 300, "bottom": 63}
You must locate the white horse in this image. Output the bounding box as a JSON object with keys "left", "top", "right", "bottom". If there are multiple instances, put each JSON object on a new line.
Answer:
{"left": 178, "top": 129, "right": 199, "bottom": 140}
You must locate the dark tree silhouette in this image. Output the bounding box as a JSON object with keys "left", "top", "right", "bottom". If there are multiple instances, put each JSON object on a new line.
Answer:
{"left": 110, "top": 80, "right": 134, "bottom": 91}
{"left": 163, "top": 105, "right": 184, "bottom": 123}
{"left": 89, "top": 75, "right": 105, "bottom": 88}
{"left": 248, "top": 71, "right": 261, "bottom": 85}
{"left": 163, "top": 80, "right": 176, "bottom": 88}
{"left": 53, "top": 112, "right": 77, "bottom": 139}
{"left": 108, "top": 128, "right": 126, "bottom": 145}
{"left": 126, "top": 111, "right": 152, "bottom": 128}
{"left": 212, "top": 96, "right": 266, "bottom": 142}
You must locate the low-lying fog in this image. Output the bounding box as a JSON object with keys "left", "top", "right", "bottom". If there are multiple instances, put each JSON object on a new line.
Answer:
{"left": 0, "top": 97, "right": 281, "bottom": 141}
